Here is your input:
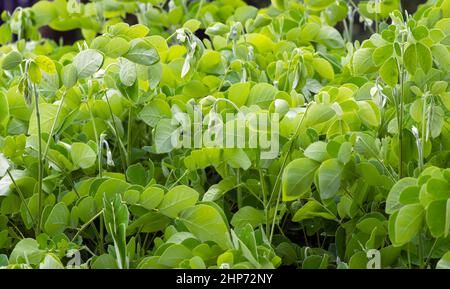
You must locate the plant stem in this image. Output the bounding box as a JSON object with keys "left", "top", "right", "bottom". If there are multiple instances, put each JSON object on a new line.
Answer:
{"left": 42, "top": 91, "right": 66, "bottom": 160}
{"left": 34, "top": 84, "right": 44, "bottom": 236}
{"left": 71, "top": 209, "right": 104, "bottom": 242}
{"left": 398, "top": 34, "right": 406, "bottom": 178}
{"left": 127, "top": 106, "right": 133, "bottom": 166}
{"left": 86, "top": 100, "right": 101, "bottom": 177}
{"left": 104, "top": 92, "right": 127, "bottom": 173}
{"left": 268, "top": 104, "right": 310, "bottom": 242}
{"left": 6, "top": 169, "right": 35, "bottom": 229}
{"left": 236, "top": 168, "right": 242, "bottom": 209}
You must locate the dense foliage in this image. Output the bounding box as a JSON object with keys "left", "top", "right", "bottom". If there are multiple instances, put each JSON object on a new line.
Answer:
{"left": 0, "top": 0, "right": 449, "bottom": 269}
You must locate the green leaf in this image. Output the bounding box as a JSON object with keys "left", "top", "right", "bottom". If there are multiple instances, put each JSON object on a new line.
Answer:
{"left": 246, "top": 83, "right": 278, "bottom": 108}
{"left": 138, "top": 99, "right": 172, "bottom": 127}
{"left": 71, "top": 142, "right": 97, "bottom": 169}
{"left": 44, "top": 202, "right": 70, "bottom": 236}
{"left": 39, "top": 254, "right": 64, "bottom": 269}
{"left": 304, "top": 141, "right": 329, "bottom": 162}
{"left": 337, "top": 142, "right": 352, "bottom": 164}
{"left": 352, "top": 48, "right": 374, "bottom": 75}
{"left": 154, "top": 118, "right": 177, "bottom": 154}
{"left": 183, "top": 19, "right": 202, "bottom": 32}
{"left": 312, "top": 58, "right": 334, "bottom": 80}
{"left": 223, "top": 149, "right": 251, "bottom": 170}
{"left": 73, "top": 49, "right": 104, "bottom": 78}
{"left": 61, "top": 64, "right": 78, "bottom": 88}
{"left": 198, "top": 51, "right": 225, "bottom": 75}
{"left": 393, "top": 204, "right": 424, "bottom": 246}
{"left": 105, "top": 37, "right": 130, "bottom": 58}
{"left": 203, "top": 177, "right": 237, "bottom": 202}
{"left": 317, "top": 158, "right": 343, "bottom": 200}
{"left": 124, "top": 39, "right": 160, "bottom": 66}
{"left": 180, "top": 204, "right": 231, "bottom": 250}
{"left": 282, "top": 158, "right": 319, "bottom": 201}
{"left": 126, "top": 163, "right": 149, "bottom": 186}
{"left": 158, "top": 244, "right": 192, "bottom": 267}
{"left": 426, "top": 199, "right": 450, "bottom": 238}
{"left": 0, "top": 92, "right": 9, "bottom": 131}
{"left": 9, "top": 238, "right": 45, "bottom": 265}
{"left": 140, "top": 187, "right": 164, "bottom": 210}
{"left": 432, "top": 44, "right": 450, "bottom": 70}
{"left": 436, "top": 252, "right": 450, "bottom": 269}
{"left": 292, "top": 199, "right": 336, "bottom": 222}
{"left": 159, "top": 185, "right": 199, "bottom": 218}
{"left": 416, "top": 42, "right": 432, "bottom": 73}
{"left": 28, "top": 103, "right": 67, "bottom": 135}
{"left": 372, "top": 44, "right": 393, "bottom": 66}
{"left": 404, "top": 43, "right": 417, "bottom": 75}
{"left": 379, "top": 57, "right": 398, "bottom": 87}
{"left": 231, "top": 206, "right": 265, "bottom": 228}
{"left": 1, "top": 51, "right": 23, "bottom": 70}
{"left": 119, "top": 58, "right": 137, "bottom": 86}
{"left": 386, "top": 177, "right": 417, "bottom": 214}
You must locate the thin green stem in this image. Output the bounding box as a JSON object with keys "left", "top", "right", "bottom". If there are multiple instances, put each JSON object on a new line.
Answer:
{"left": 268, "top": 104, "right": 310, "bottom": 242}
{"left": 127, "top": 106, "right": 133, "bottom": 166}
{"left": 42, "top": 91, "right": 66, "bottom": 160}
{"left": 34, "top": 84, "right": 44, "bottom": 236}
{"left": 6, "top": 169, "right": 35, "bottom": 229}
{"left": 236, "top": 168, "right": 242, "bottom": 209}
{"left": 71, "top": 209, "right": 104, "bottom": 242}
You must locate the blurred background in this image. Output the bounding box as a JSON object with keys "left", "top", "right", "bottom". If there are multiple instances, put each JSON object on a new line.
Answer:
{"left": 0, "top": 0, "right": 429, "bottom": 43}
{"left": 0, "top": 0, "right": 428, "bottom": 13}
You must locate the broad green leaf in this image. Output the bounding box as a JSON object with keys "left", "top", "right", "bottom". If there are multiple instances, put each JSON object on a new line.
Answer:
{"left": 138, "top": 99, "right": 172, "bottom": 127}
{"left": 119, "top": 58, "right": 137, "bottom": 86}
{"left": 71, "top": 142, "right": 97, "bottom": 169}
{"left": 312, "top": 58, "right": 334, "bottom": 80}
{"left": 198, "top": 51, "right": 225, "bottom": 75}
{"left": 140, "top": 187, "right": 164, "bottom": 210}
{"left": 373, "top": 44, "right": 393, "bottom": 66}
{"left": 246, "top": 83, "right": 278, "bottom": 108}
{"left": 154, "top": 118, "right": 177, "bottom": 154}
{"left": 304, "top": 141, "right": 329, "bottom": 162}
{"left": 34, "top": 55, "right": 56, "bottom": 74}
{"left": 203, "top": 177, "right": 237, "bottom": 202}
{"left": 231, "top": 206, "right": 265, "bottom": 228}
{"left": 426, "top": 199, "right": 450, "bottom": 238}
{"left": 44, "top": 202, "right": 70, "bottom": 236}
{"left": 61, "top": 64, "right": 78, "bottom": 88}
{"left": 158, "top": 244, "right": 192, "bottom": 267}
{"left": 393, "top": 204, "right": 424, "bottom": 246}
{"left": 183, "top": 19, "right": 202, "bottom": 32}
{"left": 159, "top": 185, "right": 199, "bottom": 218}
{"left": 124, "top": 39, "right": 160, "bottom": 66}
{"left": 436, "top": 252, "right": 450, "bottom": 269}
{"left": 352, "top": 48, "right": 375, "bottom": 75}
{"left": 282, "top": 158, "right": 319, "bottom": 201}
{"left": 292, "top": 199, "right": 336, "bottom": 222}
{"left": 180, "top": 204, "right": 231, "bottom": 250}
{"left": 105, "top": 37, "right": 130, "bottom": 58}
{"left": 39, "top": 254, "right": 64, "bottom": 269}
{"left": 317, "top": 158, "right": 343, "bottom": 200}
{"left": 73, "top": 49, "right": 104, "bottom": 78}
{"left": 28, "top": 103, "right": 67, "bottom": 135}
{"left": 379, "top": 57, "right": 398, "bottom": 87}
{"left": 1, "top": 51, "right": 23, "bottom": 70}
{"left": 416, "top": 42, "right": 432, "bottom": 73}
{"left": 404, "top": 43, "right": 417, "bottom": 75}
{"left": 9, "top": 238, "right": 45, "bottom": 265}
{"left": 337, "top": 142, "right": 352, "bottom": 164}
{"left": 386, "top": 177, "right": 418, "bottom": 214}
